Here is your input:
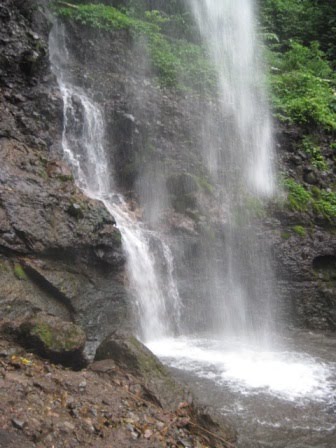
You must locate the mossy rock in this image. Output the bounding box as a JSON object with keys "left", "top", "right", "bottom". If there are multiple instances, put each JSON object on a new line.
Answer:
{"left": 13, "top": 263, "right": 28, "bottom": 281}
{"left": 19, "top": 314, "right": 86, "bottom": 368}
{"left": 95, "top": 332, "right": 190, "bottom": 410}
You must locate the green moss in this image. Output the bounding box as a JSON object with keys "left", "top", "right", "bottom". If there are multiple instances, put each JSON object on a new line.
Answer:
{"left": 32, "top": 322, "right": 53, "bottom": 347}
{"left": 281, "top": 232, "right": 291, "bottom": 239}
{"left": 283, "top": 178, "right": 311, "bottom": 212}
{"left": 292, "top": 225, "right": 306, "bottom": 237}
{"left": 13, "top": 263, "right": 28, "bottom": 281}
{"left": 31, "top": 321, "right": 84, "bottom": 351}
{"left": 112, "top": 229, "right": 122, "bottom": 245}
{"left": 129, "top": 336, "right": 167, "bottom": 377}
{"left": 195, "top": 176, "right": 214, "bottom": 195}
{"left": 57, "top": 173, "right": 74, "bottom": 182}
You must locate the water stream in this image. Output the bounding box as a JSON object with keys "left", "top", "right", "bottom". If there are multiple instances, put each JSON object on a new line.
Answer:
{"left": 49, "top": 22, "right": 181, "bottom": 341}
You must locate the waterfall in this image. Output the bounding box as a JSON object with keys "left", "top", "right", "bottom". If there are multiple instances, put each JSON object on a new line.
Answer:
{"left": 49, "top": 22, "right": 181, "bottom": 342}
{"left": 189, "top": 0, "right": 275, "bottom": 196}
{"left": 181, "top": 0, "right": 277, "bottom": 342}
{"left": 47, "top": 4, "right": 336, "bottom": 428}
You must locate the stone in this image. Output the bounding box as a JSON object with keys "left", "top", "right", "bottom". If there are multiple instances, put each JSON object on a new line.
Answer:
{"left": 67, "top": 203, "right": 84, "bottom": 219}
{"left": 11, "top": 418, "right": 26, "bottom": 430}
{"left": 95, "top": 332, "right": 191, "bottom": 410}
{"left": 19, "top": 314, "right": 87, "bottom": 368}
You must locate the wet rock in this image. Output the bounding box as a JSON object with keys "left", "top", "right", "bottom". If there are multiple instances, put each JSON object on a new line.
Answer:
{"left": 67, "top": 202, "right": 84, "bottom": 219}
{"left": 95, "top": 332, "right": 191, "bottom": 410}
{"left": 19, "top": 314, "right": 87, "bottom": 368}
{"left": 303, "top": 169, "right": 318, "bottom": 185}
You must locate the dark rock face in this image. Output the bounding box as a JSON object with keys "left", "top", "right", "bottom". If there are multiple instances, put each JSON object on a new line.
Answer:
{"left": 0, "top": 0, "right": 131, "bottom": 356}
{"left": 265, "top": 123, "right": 336, "bottom": 331}
{"left": 267, "top": 218, "right": 336, "bottom": 331}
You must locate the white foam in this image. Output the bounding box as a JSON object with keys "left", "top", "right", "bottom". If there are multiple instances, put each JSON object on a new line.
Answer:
{"left": 147, "top": 337, "right": 335, "bottom": 402}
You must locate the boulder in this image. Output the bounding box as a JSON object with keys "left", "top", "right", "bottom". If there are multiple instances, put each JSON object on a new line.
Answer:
{"left": 95, "top": 332, "right": 191, "bottom": 410}
{"left": 19, "top": 313, "right": 86, "bottom": 368}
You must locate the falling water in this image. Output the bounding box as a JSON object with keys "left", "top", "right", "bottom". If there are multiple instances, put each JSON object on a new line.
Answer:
{"left": 189, "top": 0, "right": 275, "bottom": 196}
{"left": 163, "top": 0, "right": 277, "bottom": 343}
{"left": 143, "top": 1, "right": 335, "bottom": 433}
{"left": 49, "top": 22, "right": 181, "bottom": 342}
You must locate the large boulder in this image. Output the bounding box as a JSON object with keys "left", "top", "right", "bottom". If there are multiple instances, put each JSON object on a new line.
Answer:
{"left": 94, "top": 332, "right": 237, "bottom": 445}
{"left": 19, "top": 313, "right": 86, "bottom": 368}
{"left": 95, "top": 332, "right": 191, "bottom": 410}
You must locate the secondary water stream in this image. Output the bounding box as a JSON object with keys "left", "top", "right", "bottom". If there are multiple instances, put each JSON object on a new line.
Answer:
{"left": 49, "top": 22, "right": 181, "bottom": 342}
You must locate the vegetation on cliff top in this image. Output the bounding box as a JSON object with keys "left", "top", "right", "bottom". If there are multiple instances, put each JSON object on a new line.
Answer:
{"left": 262, "top": 0, "right": 336, "bottom": 218}
{"left": 261, "top": 0, "right": 336, "bottom": 130}
{"left": 54, "top": 2, "right": 216, "bottom": 92}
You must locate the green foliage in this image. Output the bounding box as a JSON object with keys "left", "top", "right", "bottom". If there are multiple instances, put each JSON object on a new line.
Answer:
{"left": 283, "top": 178, "right": 311, "bottom": 211}
{"left": 260, "top": 0, "right": 336, "bottom": 62}
{"left": 260, "top": 1, "right": 336, "bottom": 129}
{"left": 292, "top": 225, "right": 306, "bottom": 237}
{"left": 311, "top": 188, "right": 336, "bottom": 220}
{"left": 259, "top": 0, "right": 316, "bottom": 45}
{"left": 55, "top": 3, "right": 215, "bottom": 91}
{"left": 278, "top": 42, "right": 332, "bottom": 79}
{"left": 283, "top": 178, "right": 336, "bottom": 220}
{"left": 301, "top": 136, "right": 327, "bottom": 170}
{"left": 268, "top": 43, "right": 336, "bottom": 129}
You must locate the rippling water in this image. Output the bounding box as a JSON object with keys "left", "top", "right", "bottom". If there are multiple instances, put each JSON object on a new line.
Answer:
{"left": 147, "top": 331, "right": 336, "bottom": 447}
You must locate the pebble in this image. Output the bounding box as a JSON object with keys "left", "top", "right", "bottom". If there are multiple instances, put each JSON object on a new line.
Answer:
{"left": 144, "top": 429, "right": 153, "bottom": 439}
{"left": 11, "top": 418, "right": 25, "bottom": 430}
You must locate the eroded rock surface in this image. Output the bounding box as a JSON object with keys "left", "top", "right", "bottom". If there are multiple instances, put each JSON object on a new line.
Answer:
{"left": 0, "top": 0, "right": 130, "bottom": 355}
